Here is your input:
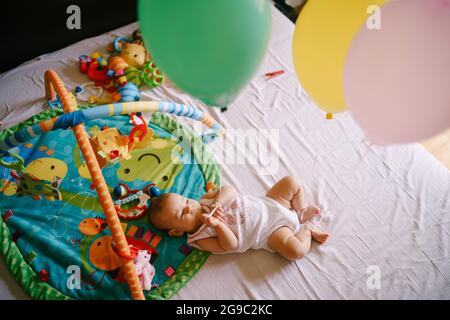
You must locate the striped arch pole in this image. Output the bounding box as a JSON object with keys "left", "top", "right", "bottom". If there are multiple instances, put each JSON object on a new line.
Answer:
{"left": 44, "top": 70, "right": 145, "bottom": 300}
{"left": 0, "top": 101, "right": 224, "bottom": 151}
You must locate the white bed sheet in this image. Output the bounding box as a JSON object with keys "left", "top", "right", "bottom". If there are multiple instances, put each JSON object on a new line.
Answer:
{"left": 1, "top": 6, "right": 449, "bottom": 300}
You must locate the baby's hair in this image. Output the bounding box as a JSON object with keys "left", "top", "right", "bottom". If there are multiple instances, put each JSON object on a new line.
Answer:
{"left": 148, "top": 193, "right": 170, "bottom": 230}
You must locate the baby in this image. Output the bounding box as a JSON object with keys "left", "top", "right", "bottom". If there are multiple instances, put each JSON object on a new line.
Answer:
{"left": 148, "top": 176, "right": 329, "bottom": 260}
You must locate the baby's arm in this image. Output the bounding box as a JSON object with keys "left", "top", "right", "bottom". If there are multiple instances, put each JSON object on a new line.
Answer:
{"left": 201, "top": 186, "right": 237, "bottom": 207}
{"left": 193, "top": 215, "right": 238, "bottom": 253}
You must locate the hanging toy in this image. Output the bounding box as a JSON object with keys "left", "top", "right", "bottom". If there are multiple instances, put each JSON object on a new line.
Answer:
{"left": 89, "top": 126, "right": 132, "bottom": 164}
{"left": 85, "top": 113, "right": 153, "bottom": 171}
{"left": 128, "top": 112, "right": 153, "bottom": 150}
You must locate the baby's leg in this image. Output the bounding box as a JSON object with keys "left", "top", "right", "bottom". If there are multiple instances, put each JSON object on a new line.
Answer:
{"left": 266, "top": 176, "right": 319, "bottom": 223}
{"left": 267, "top": 226, "right": 312, "bottom": 261}
{"left": 268, "top": 226, "right": 329, "bottom": 261}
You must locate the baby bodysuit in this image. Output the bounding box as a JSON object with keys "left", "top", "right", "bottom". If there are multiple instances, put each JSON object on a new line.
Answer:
{"left": 187, "top": 195, "right": 301, "bottom": 253}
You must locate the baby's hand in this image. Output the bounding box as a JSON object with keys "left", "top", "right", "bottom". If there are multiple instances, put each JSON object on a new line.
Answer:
{"left": 212, "top": 205, "right": 225, "bottom": 222}
{"left": 202, "top": 208, "right": 225, "bottom": 227}
{"left": 201, "top": 215, "right": 220, "bottom": 227}
{"left": 201, "top": 200, "right": 223, "bottom": 214}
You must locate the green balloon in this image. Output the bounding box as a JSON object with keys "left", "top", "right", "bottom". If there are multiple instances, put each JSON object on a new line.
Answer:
{"left": 138, "top": 0, "right": 271, "bottom": 107}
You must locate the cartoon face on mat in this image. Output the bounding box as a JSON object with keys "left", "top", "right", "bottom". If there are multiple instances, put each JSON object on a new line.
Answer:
{"left": 1, "top": 180, "right": 18, "bottom": 196}
{"left": 89, "top": 236, "right": 122, "bottom": 271}
{"left": 79, "top": 218, "right": 108, "bottom": 237}
{"left": 117, "top": 138, "right": 183, "bottom": 189}
{"left": 26, "top": 158, "right": 68, "bottom": 182}
{"left": 77, "top": 163, "right": 91, "bottom": 180}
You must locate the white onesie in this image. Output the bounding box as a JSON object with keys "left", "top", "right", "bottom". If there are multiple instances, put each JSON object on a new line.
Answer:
{"left": 187, "top": 195, "right": 301, "bottom": 253}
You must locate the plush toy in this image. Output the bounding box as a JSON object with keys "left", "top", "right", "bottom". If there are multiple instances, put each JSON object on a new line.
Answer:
{"left": 120, "top": 43, "right": 148, "bottom": 68}
{"left": 133, "top": 250, "right": 155, "bottom": 291}
{"left": 109, "top": 36, "right": 149, "bottom": 73}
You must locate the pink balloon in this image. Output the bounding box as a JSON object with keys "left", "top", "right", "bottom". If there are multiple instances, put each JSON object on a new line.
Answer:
{"left": 344, "top": 0, "right": 450, "bottom": 145}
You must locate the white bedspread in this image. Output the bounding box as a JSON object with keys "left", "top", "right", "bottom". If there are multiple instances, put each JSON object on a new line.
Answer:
{"left": 1, "top": 5, "right": 449, "bottom": 300}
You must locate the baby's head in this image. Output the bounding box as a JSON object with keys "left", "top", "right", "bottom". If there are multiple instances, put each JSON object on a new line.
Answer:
{"left": 148, "top": 193, "right": 203, "bottom": 237}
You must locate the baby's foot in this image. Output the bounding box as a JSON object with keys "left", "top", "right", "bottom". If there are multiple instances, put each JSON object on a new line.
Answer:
{"left": 310, "top": 230, "right": 329, "bottom": 244}
{"left": 299, "top": 205, "right": 320, "bottom": 224}
{"left": 303, "top": 224, "right": 329, "bottom": 244}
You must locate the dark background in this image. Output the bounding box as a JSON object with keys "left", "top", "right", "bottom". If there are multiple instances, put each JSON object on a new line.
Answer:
{"left": 0, "top": 0, "right": 138, "bottom": 73}
{"left": 0, "top": 0, "right": 302, "bottom": 74}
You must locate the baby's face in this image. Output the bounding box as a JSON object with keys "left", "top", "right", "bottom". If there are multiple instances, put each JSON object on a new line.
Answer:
{"left": 158, "top": 193, "right": 203, "bottom": 233}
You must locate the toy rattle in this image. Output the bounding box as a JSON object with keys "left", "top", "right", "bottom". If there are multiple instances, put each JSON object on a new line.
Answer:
{"left": 74, "top": 82, "right": 107, "bottom": 104}
{"left": 112, "top": 182, "right": 161, "bottom": 220}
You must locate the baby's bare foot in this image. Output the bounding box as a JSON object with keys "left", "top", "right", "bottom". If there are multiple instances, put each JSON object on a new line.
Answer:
{"left": 299, "top": 205, "right": 320, "bottom": 224}
{"left": 311, "top": 230, "right": 329, "bottom": 244}
{"left": 302, "top": 224, "right": 329, "bottom": 244}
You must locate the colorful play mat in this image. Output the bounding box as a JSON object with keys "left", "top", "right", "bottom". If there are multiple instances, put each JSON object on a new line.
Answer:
{"left": 0, "top": 71, "right": 221, "bottom": 300}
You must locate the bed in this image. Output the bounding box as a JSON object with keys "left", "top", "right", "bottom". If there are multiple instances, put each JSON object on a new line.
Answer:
{"left": 1, "top": 5, "right": 449, "bottom": 300}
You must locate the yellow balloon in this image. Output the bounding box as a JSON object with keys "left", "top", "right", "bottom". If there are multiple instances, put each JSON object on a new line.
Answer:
{"left": 292, "top": 0, "right": 388, "bottom": 114}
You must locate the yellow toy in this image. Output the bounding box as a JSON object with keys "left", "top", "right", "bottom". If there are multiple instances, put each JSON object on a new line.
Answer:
{"left": 1, "top": 179, "right": 18, "bottom": 196}
{"left": 121, "top": 43, "right": 149, "bottom": 68}
{"left": 26, "top": 158, "right": 68, "bottom": 183}
{"left": 76, "top": 113, "right": 154, "bottom": 180}
{"left": 90, "top": 127, "right": 132, "bottom": 163}
{"left": 109, "top": 37, "right": 150, "bottom": 74}
{"left": 89, "top": 112, "right": 153, "bottom": 165}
